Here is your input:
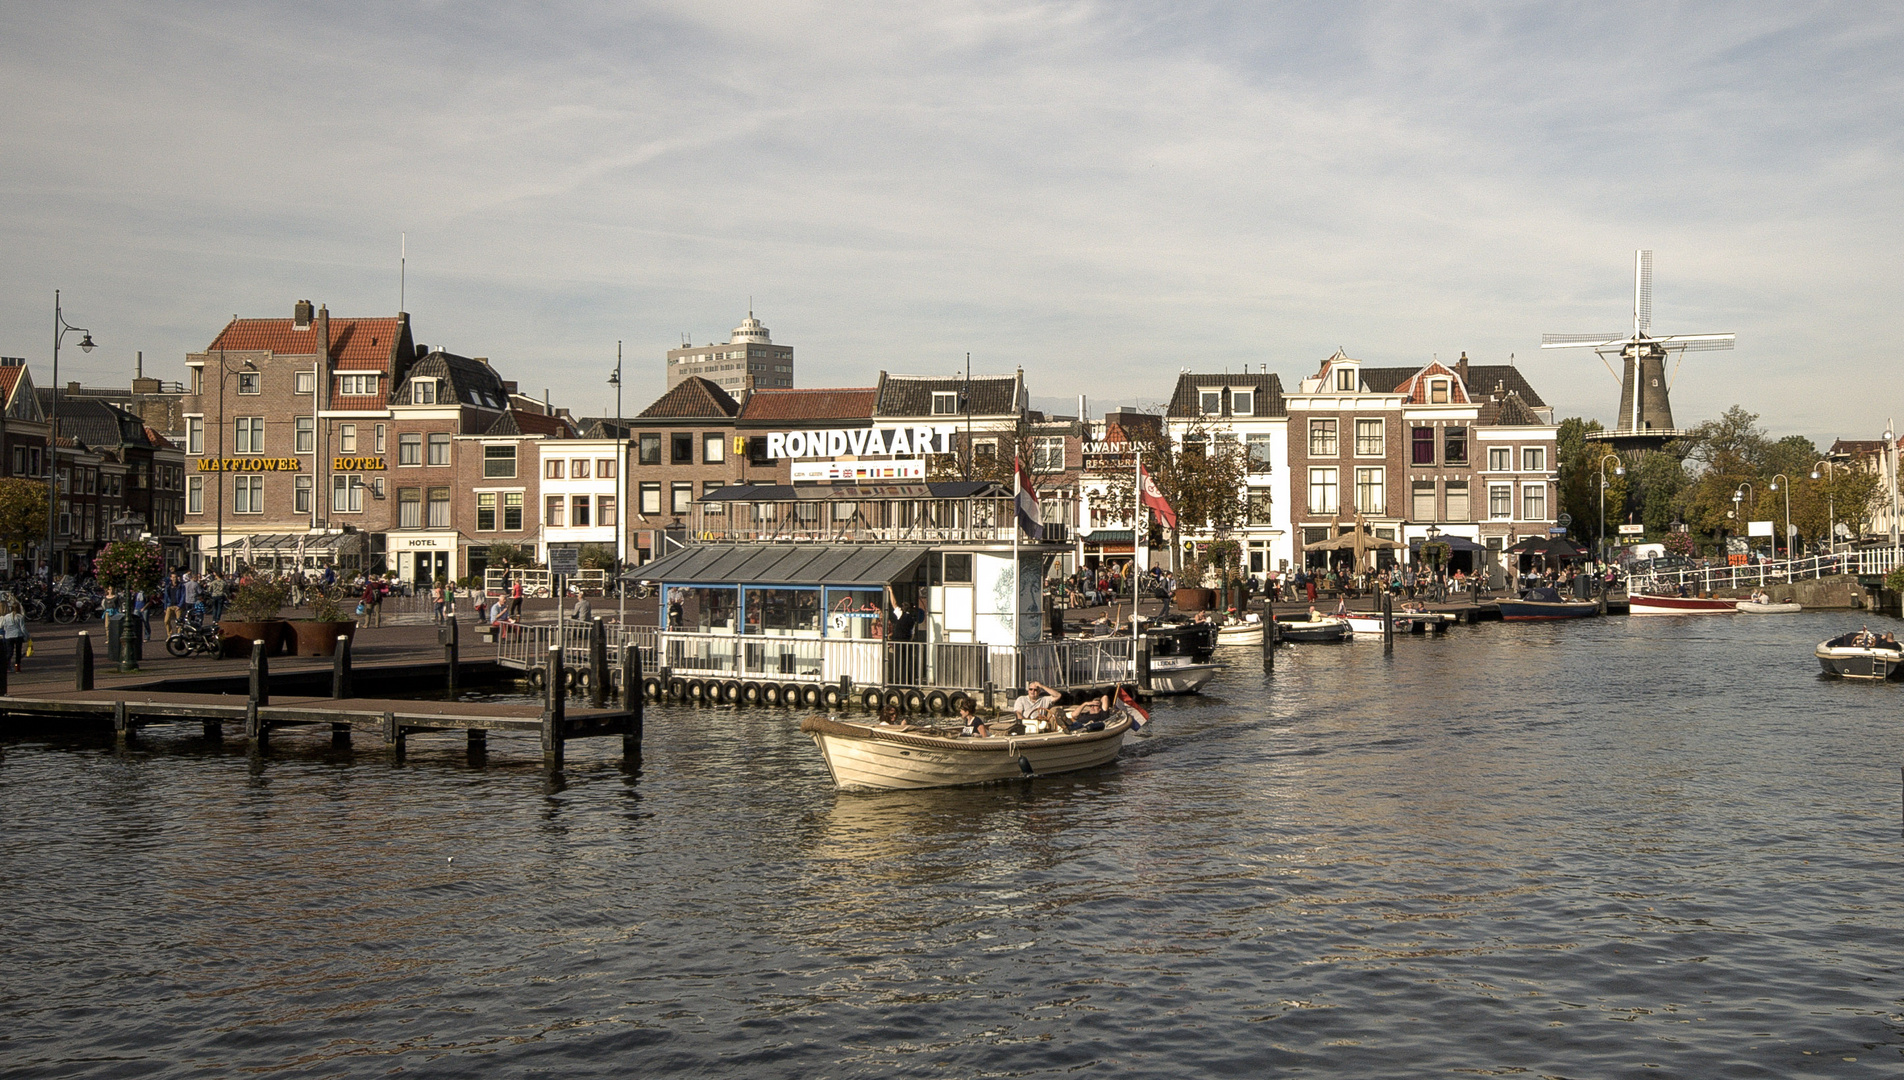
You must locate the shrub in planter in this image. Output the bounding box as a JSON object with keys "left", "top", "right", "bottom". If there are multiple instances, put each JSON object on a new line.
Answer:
{"left": 285, "top": 584, "right": 358, "bottom": 656}
{"left": 220, "top": 577, "right": 294, "bottom": 656}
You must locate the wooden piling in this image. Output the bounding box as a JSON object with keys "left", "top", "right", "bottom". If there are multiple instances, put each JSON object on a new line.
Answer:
{"left": 75, "top": 632, "right": 94, "bottom": 691}
{"left": 1261, "top": 611, "right": 1274, "bottom": 670}
{"left": 467, "top": 728, "right": 486, "bottom": 755}
{"left": 333, "top": 634, "right": 352, "bottom": 698}
{"left": 249, "top": 640, "right": 271, "bottom": 706}
{"left": 1135, "top": 633, "right": 1152, "bottom": 692}
{"left": 542, "top": 645, "right": 565, "bottom": 768}
{"left": 384, "top": 710, "right": 403, "bottom": 760}
{"left": 588, "top": 617, "right": 608, "bottom": 709}
{"left": 113, "top": 700, "right": 130, "bottom": 745}
{"left": 1382, "top": 592, "right": 1394, "bottom": 652}
{"left": 443, "top": 617, "right": 460, "bottom": 693}
{"left": 202, "top": 721, "right": 221, "bottom": 741}
{"left": 620, "top": 643, "right": 643, "bottom": 760}
{"left": 331, "top": 722, "right": 351, "bottom": 748}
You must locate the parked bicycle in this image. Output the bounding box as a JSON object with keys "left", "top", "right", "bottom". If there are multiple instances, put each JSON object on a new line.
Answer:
{"left": 52, "top": 590, "right": 104, "bottom": 624}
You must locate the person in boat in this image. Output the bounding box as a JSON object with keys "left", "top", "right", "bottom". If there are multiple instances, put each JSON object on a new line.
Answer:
{"left": 1306, "top": 606, "right": 1324, "bottom": 622}
{"left": 1061, "top": 694, "right": 1113, "bottom": 732}
{"left": 955, "top": 698, "right": 989, "bottom": 738}
{"left": 1013, "top": 681, "right": 1060, "bottom": 721}
{"left": 1884, "top": 632, "right": 1901, "bottom": 652}
{"left": 874, "top": 705, "right": 917, "bottom": 732}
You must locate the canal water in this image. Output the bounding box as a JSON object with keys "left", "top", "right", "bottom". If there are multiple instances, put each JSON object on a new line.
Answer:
{"left": 3, "top": 612, "right": 1901, "bottom": 1077}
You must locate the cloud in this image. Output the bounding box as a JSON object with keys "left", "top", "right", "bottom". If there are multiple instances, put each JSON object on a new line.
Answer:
{"left": 1, "top": 1, "right": 1899, "bottom": 440}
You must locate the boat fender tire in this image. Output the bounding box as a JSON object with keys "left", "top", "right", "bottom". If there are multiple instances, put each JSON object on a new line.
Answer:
{"left": 904, "top": 688, "right": 928, "bottom": 713}
{"left": 822, "top": 685, "right": 844, "bottom": 709}
{"left": 784, "top": 683, "right": 807, "bottom": 708}
{"left": 527, "top": 667, "right": 547, "bottom": 689}
{"left": 741, "top": 681, "right": 762, "bottom": 705}
{"left": 861, "top": 687, "right": 885, "bottom": 711}
{"left": 885, "top": 689, "right": 907, "bottom": 712}
{"left": 947, "top": 692, "right": 975, "bottom": 717}
{"left": 762, "top": 683, "right": 783, "bottom": 706}
{"left": 801, "top": 684, "right": 823, "bottom": 708}
{"left": 642, "top": 675, "right": 663, "bottom": 699}
{"left": 667, "top": 677, "right": 685, "bottom": 699}
{"left": 721, "top": 680, "right": 743, "bottom": 704}
{"left": 570, "top": 668, "right": 588, "bottom": 690}
{"left": 925, "top": 690, "right": 949, "bottom": 714}
{"left": 686, "top": 678, "right": 706, "bottom": 701}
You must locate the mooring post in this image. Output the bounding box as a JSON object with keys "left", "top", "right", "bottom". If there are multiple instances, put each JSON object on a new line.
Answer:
{"left": 75, "top": 631, "right": 94, "bottom": 692}
{"left": 983, "top": 680, "right": 995, "bottom": 711}
{"left": 1135, "top": 632, "right": 1152, "bottom": 692}
{"left": 113, "top": 700, "right": 130, "bottom": 745}
{"left": 1261, "top": 610, "right": 1274, "bottom": 670}
{"left": 1382, "top": 591, "right": 1394, "bottom": 652}
{"left": 542, "top": 644, "right": 565, "bottom": 768}
{"left": 120, "top": 606, "right": 139, "bottom": 673}
{"left": 443, "top": 616, "right": 460, "bottom": 693}
{"left": 249, "top": 639, "right": 271, "bottom": 707}
{"left": 331, "top": 721, "right": 351, "bottom": 748}
{"left": 589, "top": 617, "right": 608, "bottom": 709}
{"left": 384, "top": 710, "right": 404, "bottom": 760}
{"left": 620, "top": 643, "right": 643, "bottom": 760}
{"left": 202, "top": 720, "right": 221, "bottom": 741}
{"left": 467, "top": 727, "right": 486, "bottom": 755}
{"left": 333, "top": 635, "right": 353, "bottom": 699}
{"left": 839, "top": 674, "right": 852, "bottom": 708}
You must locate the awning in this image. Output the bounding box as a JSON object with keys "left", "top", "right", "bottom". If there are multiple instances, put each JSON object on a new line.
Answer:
{"left": 215, "top": 532, "right": 355, "bottom": 551}
{"left": 1409, "top": 535, "right": 1485, "bottom": 553}
{"left": 1081, "top": 529, "right": 1134, "bottom": 545}
{"left": 627, "top": 543, "right": 930, "bottom": 587}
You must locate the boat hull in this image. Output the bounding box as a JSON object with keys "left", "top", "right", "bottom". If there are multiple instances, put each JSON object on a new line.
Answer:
{"left": 1272, "top": 618, "right": 1351, "bottom": 642}
{"left": 1816, "top": 637, "right": 1904, "bottom": 680}
{"left": 1628, "top": 593, "right": 1739, "bottom": 615}
{"left": 1215, "top": 625, "right": 1263, "bottom": 646}
{"left": 1148, "top": 660, "right": 1219, "bottom": 695}
{"left": 1738, "top": 601, "right": 1802, "bottom": 614}
{"left": 1496, "top": 600, "right": 1600, "bottom": 621}
{"left": 802, "top": 714, "right": 1132, "bottom": 791}
{"left": 1343, "top": 614, "right": 1415, "bottom": 636}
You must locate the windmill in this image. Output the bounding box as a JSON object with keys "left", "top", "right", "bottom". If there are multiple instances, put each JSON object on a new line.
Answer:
{"left": 1542, "top": 250, "right": 1734, "bottom": 452}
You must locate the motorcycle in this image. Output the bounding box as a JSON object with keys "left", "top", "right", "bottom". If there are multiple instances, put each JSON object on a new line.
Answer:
{"left": 166, "top": 614, "right": 223, "bottom": 658}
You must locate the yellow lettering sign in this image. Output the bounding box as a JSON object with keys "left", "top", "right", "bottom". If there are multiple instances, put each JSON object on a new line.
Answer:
{"left": 194, "top": 458, "right": 302, "bottom": 472}
{"left": 331, "top": 456, "right": 387, "bottom": 471}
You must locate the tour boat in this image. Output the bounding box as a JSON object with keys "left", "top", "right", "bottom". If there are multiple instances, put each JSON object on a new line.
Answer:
{"left": 800, "top": 708, "right": 1136, "bottom": 791}
{"left": 1814, "top": 632, "right": 1904, "bottom": 680}
{"left": 1496, "top": 587, "right": 1600, "bottom": 621}
{"left": 1628, "top": 592, "right": 1740, "bottom": 615}
{"left": 1271, "top": 616, "right": 1351, "bottom": 642}
{"left": 1143, "top": 621, "right": 1222, "bottom": 695}
{"left": 1737, "top": 600, "right": 1802, "bottom": 614}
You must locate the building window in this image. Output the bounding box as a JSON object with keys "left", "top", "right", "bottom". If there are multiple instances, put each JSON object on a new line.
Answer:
{"left": 237, "top": 371, "right": 260, "bottom": 395}
{"left": 932, "top": 391, "right": 958, "bottom": 416}
{"left": 484, "top": 444, "right": 516, "bottom": 478}
{"left": 597, "top": 457, "right": 615, "bottom": 478}
{"left": 1335, "top": 367, "right": 1356, "bottom": 391}
{"left": 973, "top": 438, "right": 997, "bottom": 464}
{"left": 1246, "top": 433, "right": 1274, "bottom": 471}
{"left": 1522, "top": 483, "right": 1547, "bottom": 520}
{"left": 1430, "top": 379, "right": 1448, "bottom": 404}
{"left": 235, "top": 475, "right": 264, "bottom": 514}
{"left": 295, "top": 370, "right": 315, "bottom": 394}
{"left": 572, "top": 495, "right": 591, "bottom": 527}
{"left": 1354, "top": 467, "right": 1384, "bottom": 514}
{"left": 639, "top": 433, "right": 662, "bottom": 466}
{"left": 1413, "top": 480, "right": 1436, "bottom": 521}
{"left": 1199, "top": 389, "right": 1222, "bottom": 416}
{"left": 546, "top": 458, "right": 564, "bottom": 479}
{"left": 1490, "top": 483, "right": 1513, "bottom": 519}
{"left": 703, "top": 433, "right": 725, "bottom": 464}
{"left": 1355, "top": 419, "right": 1383, "bottom": 457}
{"left": 671, "top": 433, "right": 694, "bottom": 465}
{"left": 570, "top": 458, "right": 590, "bottom": 479}
{"left": 639, "top": 482, "right": 661, "bottom": 515}
{"left": 1444, "top": 426, "right": 1468, "bottom": 466}
{"left": 295, "top": 417, "right": 315, "bottom": 454}
{"left": 1489, "top": 446, "right": 1511, "bottom": 471}
{"left": 1248, "top": 489, "right": 1274, "bottom": 524}
{"left": 399, "top": 487, "right": 421, "bottom": 528}
{"left": 1522, "top": 447, "right": 1545, "bottom": 472}
{"left": 295, "top": 475, "right": 312, "bottom": 514}
{"left": 1308, "top": 467, "right": 1339, "bottom": 514}
{"left": 1308, "top": 419, "right": 1337, "bottom": 456}
{"left": 477, "top": 493, "right": 496, "bottom": 531}
{"left": 337, "top": 374, "right": 378, "bottom": 396}
{"left": 186, "top": 476, "right": 203, "bottom": 514}
{"left": 234, "top": 417, "right": 264, "bottom": 455}
{"left": 671, "top": 482, "right": 694, "bottom": 515}
{"left": 1231, "top": 389, "right": 1254, "bottom": 417}
{"left": 598, "top": 495, "right": 616, "bottom": 527}
{"left": 339, "top": 424, "right": 357, "bottom": 453}
{"left": 428, "top": 433, "right": 450, "bottom": 466}
{"left": 427, "top": 487, "right": 450, "bottom": 528}
{"left": 1030, "top": 436, "right": 1065, "bottom": 473}
{"left": 1445, "top": 480, "right": 1469, "bottom": 522}
{"left": 1412, "top": 426, "right": 1435, "bottom": 465}
{"left": 412, "top": 379, "right": 437, "bottom": 404}
{"left": 374, "top": 424, "right": 386, "bottom": 453}
{"left": 399, "top": 433, "right": 421, "bottom": 465}
{"left": 747, "top": 436, "right": 774, "bottom": 466}
{"left": 186, "top": 417, "right": 203, "bottom": 455}
{"left": 332, "top": 475, "right": 364, "bottom": 513}
{"left": 503, "top": 492, "right": 523, "bottom": 531}
{"left": 58, "top": 500, "right": 69, "bottom": 536}
{"left": 546, "top": 496, "right": 565, "bottom": 527}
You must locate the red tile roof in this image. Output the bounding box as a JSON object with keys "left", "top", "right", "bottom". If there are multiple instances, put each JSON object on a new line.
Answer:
{"left": 207, "top": 316, "right": 402, "bottom": 369}
{"left": 488, "top": 409, "right": 575, "bottom": 438}
{"left": 637, "top": 378, "right": 739, "bottom": 420}
{"left": 0, "top": 364, "right": 25, "bottom": 406}
{"left": 144, "top": 427, "right": 178, "bottom": 451}
{"left": 1392, "top": 361, "right": 1471, "bottom": 406}
{"left": 740, "top": 387, "right": 878, "bottom": 422}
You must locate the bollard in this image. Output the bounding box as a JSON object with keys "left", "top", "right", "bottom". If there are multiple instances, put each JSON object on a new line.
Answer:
{"left": 1382, "top": 592, "right": 1394, "bottom": 652}
{"left": 249, "top": 639, "right": 271, "bottom": 707}
{"left": 120, "top": 608, "right": 140, "bottom": 674}
{"left": 1135, "top": 633, "right": 1152, "bottom": 692}
{"left": 620, "top": 643, "right": 643, "bottom": 760}
{"left": 443, "top": 616, "right": 460, "bottom": 693}
{"left": 333, "top": 635, "right": 353, "bottom": 699}
{"left": 542, "top": 645, "right": 565, "bottom": 768}
{"left": 1261, "top": 610, "right": 1274, "bottom": 670}
{"left": 589, "top": 617, "right": 608, "bottom": 709}
{"left": 75, "top": 631, "right": 94, "bottom": 692}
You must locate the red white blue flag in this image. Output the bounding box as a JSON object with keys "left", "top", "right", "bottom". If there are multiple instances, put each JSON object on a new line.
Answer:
{"left": 1015, "top": 457, "right": 1043, "bottom": 540}
{"left": 1117, "top": 685, "right": 1150, "bottom": 730}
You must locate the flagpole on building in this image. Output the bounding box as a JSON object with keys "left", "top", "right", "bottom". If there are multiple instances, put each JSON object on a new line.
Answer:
{"left": 1133, "top": 448, "right": 1142, "bottom": 641}
{"left": 1012, "top": 458, "right": 1020, "bottom": 647}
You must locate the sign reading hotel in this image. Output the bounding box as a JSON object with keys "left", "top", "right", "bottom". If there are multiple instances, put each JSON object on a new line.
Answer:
{"left": 196, "top": 457, "right": 302, "bottom": 472}
{"left": 766, "top": 425, "right": 957, "bottom": 460}
{"left": 791, "top": 459, "right": 927, "bottom": 482}
{"left": 333, "top": 456, "right": 386, "bottom": 471}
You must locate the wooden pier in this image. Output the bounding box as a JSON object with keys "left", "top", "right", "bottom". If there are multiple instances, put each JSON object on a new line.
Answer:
{"left": 0, "top": 623, "right": 641, "bottom": 767}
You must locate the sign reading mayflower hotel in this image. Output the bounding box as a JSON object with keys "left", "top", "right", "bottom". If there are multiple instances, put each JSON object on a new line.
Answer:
{"left": 196, "top": 457, "right": 302, "bottom": 472}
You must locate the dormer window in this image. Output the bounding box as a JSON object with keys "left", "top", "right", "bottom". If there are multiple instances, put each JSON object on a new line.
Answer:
{"left": 1199, "top": 389, "right": 1222, "bottom": 415}
{"left": 337, "top": 374, "right": 379, "bottom": 397}
{"left": 1430, "top": 379, "right": 1448, "bottom": 404}
{"left": 1335, "top": 368, "right": 1357, "bottom": 392}
{"left": 1230, "top": 389, "right": 1254, "bottom": 416}
{"left": 931, "top": 391, "right": 958, "bottom": 415}
{"left": 412, "top": 379, "right": 437, "bottom": 405}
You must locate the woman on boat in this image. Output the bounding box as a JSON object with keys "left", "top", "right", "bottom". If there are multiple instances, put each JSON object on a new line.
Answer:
{"left": 955, "top": 698, "right": 989, "bottom": 738}
{"left": 874, "top": 705, "right": 917, "bottom": 732}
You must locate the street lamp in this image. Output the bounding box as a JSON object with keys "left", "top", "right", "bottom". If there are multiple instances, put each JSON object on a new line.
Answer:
{"left": 48, "top": 291, "right": 96, "bottom": 577}
{"left": 608, "top": 342, "right": 624, "bottom": 624}
{"left": 213, "top": 352, "right": 257, "bottom": 574}
{"left": 1733, "top": 481, "right": 1755, "bottom": 560}
{"left": 1811, "top": 459, "right": 1837, "bottom": 552}
{"left": 1768, "top": 473, "right": 1792, "bottom": 560}
{"left": 1599, "top": 455, "right": 1625, "bottom": 565}
{"left": 1887, "top": 424, "right": 1900, "bottom": 549}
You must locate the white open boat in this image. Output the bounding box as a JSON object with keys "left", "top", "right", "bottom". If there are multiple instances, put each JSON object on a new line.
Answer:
{"left": 1148, "top": 657, "right": 1220, "bottom": 694}
{"left": 1214, "top": 621, "right": 1263, "bottom": 646}
{"left": 1815, "top": 632, "right": 1904, "bottom": 680}
{"left": 800, "top": 709, "right": 1135, "bottom": 791}
{"left": 1738, "top": 600, "right": 1802, "bottom": 614}
{"left": 1343, "top": 612, "right": 1415, "bottom": 637}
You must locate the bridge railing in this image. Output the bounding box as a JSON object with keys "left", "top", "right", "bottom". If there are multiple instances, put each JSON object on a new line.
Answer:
{"left": 1627, "top": 547, "right": 1902, "bottom": 595}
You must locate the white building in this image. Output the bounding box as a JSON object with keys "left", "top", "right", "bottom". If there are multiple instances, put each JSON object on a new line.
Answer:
{"left": 1163, "top": 372, "right": 1292, "bottom": 581}
{"left": 537, "top": 434, "right": 626, "bottom": 566}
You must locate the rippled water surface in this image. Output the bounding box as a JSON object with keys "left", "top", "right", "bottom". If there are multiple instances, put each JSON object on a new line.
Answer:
{"left": 4, "top": 612, "right": 1903, "bottom": 1077}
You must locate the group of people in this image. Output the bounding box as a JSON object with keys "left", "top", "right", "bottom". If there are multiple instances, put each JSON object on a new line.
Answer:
{"left": 871, "top": 680, "right": 1119, "bottom": 739}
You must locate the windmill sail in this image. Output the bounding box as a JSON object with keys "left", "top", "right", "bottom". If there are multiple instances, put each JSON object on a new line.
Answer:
{"left": 1635, "top": 249, "right": 1653, "bottom": 337}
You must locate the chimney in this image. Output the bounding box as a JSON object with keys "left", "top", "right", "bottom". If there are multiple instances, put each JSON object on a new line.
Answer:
{"left": 68, "top": 381, "right": 82, "bottom": 395}
{"left": 1456, "top": 352, "right": 1469, "bottom": 384}
{"left": 136, "top": 351, "right": 142, "bottom": 379}
{"left": 294, "top": 300, "right": 313, "bottom": 328}
{"left": 740, "top": 372, "right": 755, "bottom": 408}
{"left": 543, "top": 389, "right": 551, "bottom": 416}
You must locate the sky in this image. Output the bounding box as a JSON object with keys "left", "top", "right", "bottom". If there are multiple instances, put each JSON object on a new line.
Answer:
{"left": 2, "top": 1, "right": 1899, "bottom": 442}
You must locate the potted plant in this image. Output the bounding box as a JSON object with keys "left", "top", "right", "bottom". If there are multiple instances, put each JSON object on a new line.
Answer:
{"left": 219, "top": 576, "right": 292, "bottom": 657}
{"left": 1172, "top": 546, "right": 1217, "bottom": 611}
{"left": 286, "top": 582, "right": 358, "bottom": 657}
{"left": 94, "top": 540, "right": 163, "bottom": 669}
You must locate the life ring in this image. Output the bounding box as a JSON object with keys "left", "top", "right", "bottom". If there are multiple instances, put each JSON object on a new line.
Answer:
{"left": 904, "top": 688, "right": 928, "bottom": 713}
{"left": 741, "top": 681, "right": 762, "bottom": 705}
{"left": 925, "top": 690, "right": 949, "bottom": 714}
{"left": 763, "top": 683, "right": 784, "bottom": 706}
{"left": 801, "top": 684, "right": 823, "bottom": 708}
{"left": 667, "top": 677, "right": 685, "bottom": 699}
{"left": 861, "top": 687, "right": 885, "bottom": 711}
{"left": 948, "top": 692, "right": 975, "bottom": 716}
{"left": 686, "top": 678, "right": 706, "bottom": 701}
{"left": 822, "top": 685, "right": 844, "bottom": 709}
{"left": 721, "top": 680, "right": 742, "bottom": 704}
{"left": 642, "top": 675, "right": 663, "bottom": 698}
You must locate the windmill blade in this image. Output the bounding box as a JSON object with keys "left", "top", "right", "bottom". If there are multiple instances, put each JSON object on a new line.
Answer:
{"left": 1635, "top": 249, "right": 1653, "bottom": 336}
{"left": 1541, "top": 333, "right": 1627, "bottom": 348}
{"left": 1657, "top": 334, "right": 1736, "bottom": 353}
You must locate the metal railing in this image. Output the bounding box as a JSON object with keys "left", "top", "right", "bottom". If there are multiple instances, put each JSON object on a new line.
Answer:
{"left": 496, "top": 621, "right": 660, "bottom": 673}
{"left": 1625, "top": 547, "right": 1901, "bottom": 595}
{"left": 484, "top": 568, "right": 610, "bottom": 597}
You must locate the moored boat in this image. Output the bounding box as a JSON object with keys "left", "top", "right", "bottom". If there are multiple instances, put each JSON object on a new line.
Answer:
{"left": 1214, "top": 621, "right": 1264, "bottom": 646}
{"left": 1629, "top": 592, "right": 1739, "bottom": 615}
{"left": 1815, "top": 632, "right": 1904, "bottom": 680}
{"left": 1343, "top": 612, "right": 1415, "bottom": 637}
{"left": 800, "top": 708, "right": 1136, "bottom": 791}
{"left": 1272, "top": 616, "right": 1351, "bottom": 642}
{"left": 1496, "top": 586, "right": 1600, "bottom": 621}
{"left": 1147, "top": 658, "right": 1220, "bottom": 694}
{"left": 1738, "top": 601, "right": 1802, "bottom": 614}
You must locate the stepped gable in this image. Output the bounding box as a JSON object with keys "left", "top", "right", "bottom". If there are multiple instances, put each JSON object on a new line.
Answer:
{"left": 485, "top": 409, "right": 575, "bottom": 438}
{"left": 1166, "top": 372, "right": 1287, "bottom": 418}
{"left": 637, "top": 376, "right": 739, "bottom": 420}
{"left": 739, "top": 388, "right": 878, "bottom": 423}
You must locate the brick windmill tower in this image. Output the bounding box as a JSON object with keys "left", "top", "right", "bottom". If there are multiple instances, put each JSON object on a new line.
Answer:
{"left": 1542, "top": 250, "right": 1735, "bottom": 453}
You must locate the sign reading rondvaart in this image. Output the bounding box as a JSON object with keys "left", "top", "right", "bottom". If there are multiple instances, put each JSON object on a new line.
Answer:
{"left": 766, "top": 425, "right": 958, "bottom": 460}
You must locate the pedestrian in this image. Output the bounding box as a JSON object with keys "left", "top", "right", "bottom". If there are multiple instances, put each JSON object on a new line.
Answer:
{"left": 1, "top": 600, "right": 26, "bottom": 672}
{"left": 135, "top": 586, "right": 154, "bottom": 641}
{"left": 571, "top": 589, "right": 592, "bottom": 623}
{"left": 205, "top": 571, "right": 228, "bottom": 623}
{"left": 508, "top": 573, "right": 524, "bottom": 619}
{"left": 432, "top": 579, "right": 446, "bottom": 623}
{"left": 162, "top": 571, "right": 183, "bottom": 637}
{"left": 360, "top": 576, "right": 381, "bottom": 628}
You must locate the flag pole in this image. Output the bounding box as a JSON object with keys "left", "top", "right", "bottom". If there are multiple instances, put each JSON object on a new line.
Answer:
{"left": 1133, "top": 448, "right": 1142, "bottom": 641}
{"left": 1012, "top": 458, "right": 1020, "bottom": 648}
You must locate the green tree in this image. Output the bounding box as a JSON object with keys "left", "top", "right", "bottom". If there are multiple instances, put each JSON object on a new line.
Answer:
{"left": 1092, "top": 417, "right": 1249, "bottom": 564}
{"left": 0, "top": 478, "right": 48, "bottom": 562}
{"left": 1630, "top": 450, "right": 1686, "bottom": 535}
{"left": 1555, "top": 417, "right": 1604, "bottom": 546}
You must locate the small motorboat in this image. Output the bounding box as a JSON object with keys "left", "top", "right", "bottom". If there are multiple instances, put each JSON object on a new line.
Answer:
{"left": 1141, "top": 621, "right": 1221, "bottom": 695}
{"left": 1272, "top": 615, "right": 1351, "bottom": 642}
{"left": 800, "top": 704, "right": 1137, "bottom": 791}
{"left": 1496, "top": 586, "right": 1600, "bottom": 621}
{"left": 1212, "top": 618, "right": 1264, "bottom": 646}
{"left": 1738, "top": 600, "right": 1802, "bottom": 614}
{"left": 1628, "top": 592, "right": 1739, "bottom": 615}
{"left": 1342, "top": 611, "right": 1415, "bottom": 637}
{"left": 1147, "top": 657, "right": 1221, "bottom": 694}
{"left": 1815, "top": 632, "right": 1904, "bottom": 680}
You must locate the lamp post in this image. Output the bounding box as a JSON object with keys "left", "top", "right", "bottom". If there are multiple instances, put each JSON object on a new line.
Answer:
{"left": 1887, "top": 424, "right": 1899, "bottom": 549}
{"left": 1768, "top": 473, "right": 1793, "bottom": 560}
{"left": 1733, "top": 481, "right": 1755, "bottom": 562}
{"left": 212, "top": 353, "right": 257, "bottom": 574}
{"left": 1598, "top": 455, "right": 1625, "bottom": 565}
{"left": 1810, "top": 459, "right": 1837, "bottom": 552}
{"left": 608, "top": 342, "right": 624, "bottom": 625}
{"left": 47, "top": 291, "right": 96, "bottom": 577}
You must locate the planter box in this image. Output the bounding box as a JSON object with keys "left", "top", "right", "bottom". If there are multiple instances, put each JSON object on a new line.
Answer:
{"left": 219, "top": 620, "right": 286, "bottom": 658}
{"left": 287, "top": 620, "right": 357, "bottom": 657}
{"left": 1173, "top": 587, "right": 1217, "bottom": 611}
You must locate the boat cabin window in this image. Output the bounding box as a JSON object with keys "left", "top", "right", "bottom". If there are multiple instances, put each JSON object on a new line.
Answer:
{"left": 825, "top": 587, "right": 885, "bottom": 639}
{"left": 743, "top": 587, "right": 820, "bottom": 634}
{"left": 667, "top": 586, "right": 739, "bottom": 633}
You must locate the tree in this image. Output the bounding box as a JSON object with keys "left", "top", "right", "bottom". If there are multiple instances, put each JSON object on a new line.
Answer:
{"left": 487, "top": 541, "right": 534, "bottom": 570}
{"left": 1630, "top": 450, "right": 1686, "bottom": 536}
{"left": 0, "top": 478, "right": 47, "bottom": 562}
{"left": 578, "top": 544, "right": 618, "bottom": 572}
{"left": 1092, "top": 416, "right": 1249, "bottom": 567}
{"left": 1555, "top": 418, "right": 1604, "bottom": 547}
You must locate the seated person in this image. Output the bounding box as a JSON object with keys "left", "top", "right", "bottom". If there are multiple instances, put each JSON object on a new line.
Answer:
{"left": 1884, "top": 632, "right": 1901, "bottom": 651}
{"left": 874, "top": 705, "right": 915, "bottom": 731}
{"left": 1307, "top": 606, "right": 1324, "bottom": 622}
{"left": 955, "top": 699, "right": 989, "bottom": 738}
{"left": 1013, "top": 681, "right": 1060, "bottom": 722}
{"left": 1061, "top": 695, "right": 1113, "bottom": 731}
